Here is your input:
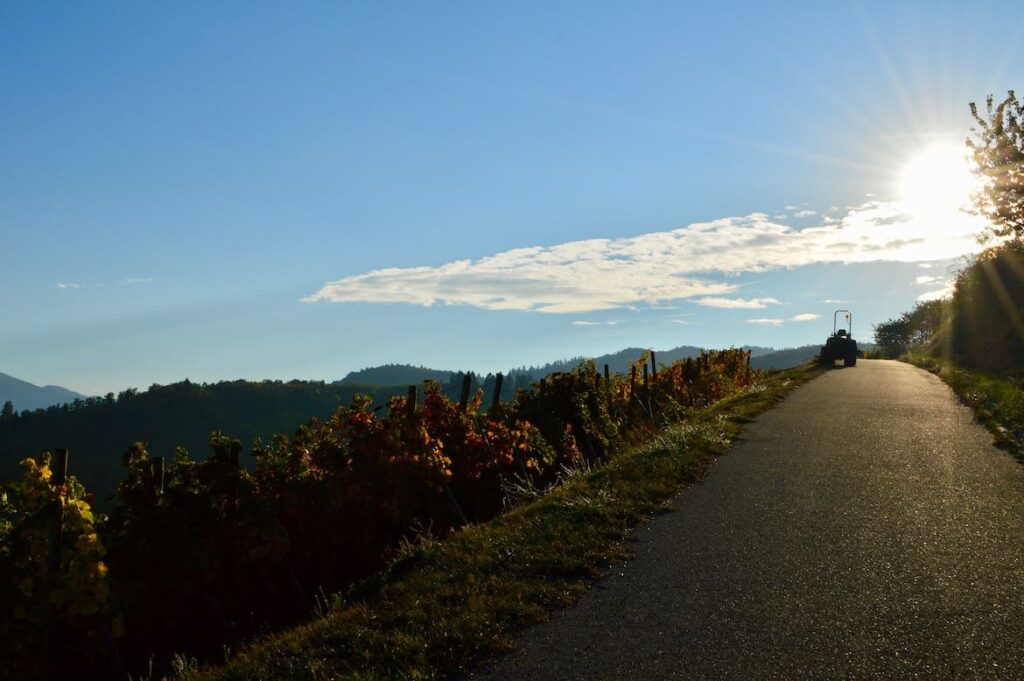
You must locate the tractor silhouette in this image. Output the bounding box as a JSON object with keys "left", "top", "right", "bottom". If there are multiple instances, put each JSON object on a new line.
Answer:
{"left": 819, "top": 309, "right": 858, "bottom": 367}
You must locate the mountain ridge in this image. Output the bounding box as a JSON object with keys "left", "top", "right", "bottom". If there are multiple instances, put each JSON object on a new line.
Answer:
{"left": 336, "top": 343, "right": 836, "bottom": 387}
{"left": 0, "top": 372, "right": 88, "bottom": 412}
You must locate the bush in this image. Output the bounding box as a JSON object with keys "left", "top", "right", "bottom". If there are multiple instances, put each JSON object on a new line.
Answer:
{"left": 949, "top": 240, "right": 1024, "bottom": 371}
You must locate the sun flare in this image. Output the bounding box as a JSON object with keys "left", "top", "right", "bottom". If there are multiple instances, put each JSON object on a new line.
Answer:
{"left": 898, "top": 143, "right": 978, "bottom": 221}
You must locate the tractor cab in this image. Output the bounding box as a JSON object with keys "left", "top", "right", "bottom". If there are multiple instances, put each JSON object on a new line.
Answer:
{"left": 820, "top": 310, "right": 858, "bottom": 367}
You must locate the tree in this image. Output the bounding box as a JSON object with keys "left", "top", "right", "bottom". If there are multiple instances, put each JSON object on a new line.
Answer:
{"left": 0, "top": 401, "right": 14, "bottom": 420}
{"left": 872, "top": 299, "right": 950, "bottom": 356}
{"left": 967, "top": 91, "right": 1024, "bottom": 240}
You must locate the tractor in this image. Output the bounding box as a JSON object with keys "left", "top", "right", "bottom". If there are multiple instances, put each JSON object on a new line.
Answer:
{"left": 819, "top": 309, "right": 858, "bottom": 367}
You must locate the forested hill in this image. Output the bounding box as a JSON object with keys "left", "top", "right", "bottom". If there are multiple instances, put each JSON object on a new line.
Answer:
{"left": 0, "top": 371, "right": 87, "bottom": 411}
{"left": 337, "top": 343, "right": 805, "bottom": 388}
{"left": 0, "top": 379, "right": 395, "bottom": 504}
{"left": 334, "top": 347, "right": 712, "bottom": 389}
{"left": 339, "top": 364, "right": 456, "bottom": 386}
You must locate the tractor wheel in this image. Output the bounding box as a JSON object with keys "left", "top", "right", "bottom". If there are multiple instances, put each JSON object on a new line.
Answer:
{"left": 819, "top": 347, "right": 831, "bottom": 364}
{"left": 844, "top": 353, "right": 857, "bottom": 367}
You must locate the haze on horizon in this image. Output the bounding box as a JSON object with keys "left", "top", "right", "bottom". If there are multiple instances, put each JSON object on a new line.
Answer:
{"left": 2, "top": 1, "right": 1021, "bottom": 395}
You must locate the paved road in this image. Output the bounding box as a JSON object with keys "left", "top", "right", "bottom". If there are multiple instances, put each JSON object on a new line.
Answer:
{"left": 469, "top": 360, "right": 1024, "bottom": 679}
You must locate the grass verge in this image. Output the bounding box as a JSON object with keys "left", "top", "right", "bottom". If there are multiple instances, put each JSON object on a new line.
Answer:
{"left": 184, "top": 364, "right": 822, "bottom": 681}
{"left": 903, "top": 351, "right": 1024, "bottom": 459}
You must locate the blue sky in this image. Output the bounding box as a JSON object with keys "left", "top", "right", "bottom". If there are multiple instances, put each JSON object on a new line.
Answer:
{"left": 2, "top": 2, "right": 1021, "bottom": 395}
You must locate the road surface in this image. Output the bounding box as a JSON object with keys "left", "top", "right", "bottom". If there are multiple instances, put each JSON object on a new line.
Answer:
{"left": 469, "top": 360, "right": 1024, "bottom": 679}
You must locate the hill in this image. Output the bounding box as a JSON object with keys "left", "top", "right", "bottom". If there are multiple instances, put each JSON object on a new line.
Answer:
{"left": 340, "top": 363, "right": 456, "bottom": 385}
{"left": 0, "top": 378, "right": 397, "bottom": 504}
{"left": 0, "top": 371, "right": 88, "bottom": 411}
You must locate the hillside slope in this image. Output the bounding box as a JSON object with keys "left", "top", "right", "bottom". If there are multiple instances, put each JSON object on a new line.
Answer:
{"left": 0, "top": 379, "right": 394, "bottom": 503}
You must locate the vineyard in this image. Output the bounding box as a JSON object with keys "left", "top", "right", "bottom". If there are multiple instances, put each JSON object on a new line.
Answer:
{"left": 0, "top": 349, "right": 756, "bottom": 680}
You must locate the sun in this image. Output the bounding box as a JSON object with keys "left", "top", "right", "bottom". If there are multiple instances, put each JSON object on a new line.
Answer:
{"left": 898, "top": 143, "right": 978, "bottom": 221}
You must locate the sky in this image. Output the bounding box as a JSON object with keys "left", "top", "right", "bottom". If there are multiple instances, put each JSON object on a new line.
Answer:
{"left": 2, "top": 1, "right": 1022, "bottom": 395}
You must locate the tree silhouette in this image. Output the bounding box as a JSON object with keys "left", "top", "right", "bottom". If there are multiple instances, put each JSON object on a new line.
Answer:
{"left": 968, "top": 91, "right": 1024, "bottom": 239}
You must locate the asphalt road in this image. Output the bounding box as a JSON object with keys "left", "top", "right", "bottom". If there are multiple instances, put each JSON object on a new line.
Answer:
{"left": 469, "top": 360, "right": 1024, "bottom": 679}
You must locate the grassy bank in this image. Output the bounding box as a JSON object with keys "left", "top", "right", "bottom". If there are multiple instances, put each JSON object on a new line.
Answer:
{"left": 903, "top": 351, "right": 1024, "bottom": 459}
{"left": 179, "top": 364, "right": 821, "bottom": 681}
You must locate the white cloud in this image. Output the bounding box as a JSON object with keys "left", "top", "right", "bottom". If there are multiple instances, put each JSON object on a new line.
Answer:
{"left": 571, "top": 320, "right": 620, "bottom": 326}
{"left": 918, "top": 263, "right": 935, "bottom": 268}
{"left": 784, "top": 204, "right": 799, "bottom": 210}
{"left": 694, "top": 297, "right": 781, "bottom": 309}
{"left": 918, "top": 283, "right": 955, "bottom": 301}
{"left": 746, "top": 318, "right": 784, "bottom": 326}
{"left": 793, "top": 210, "right": 817, "bottom": 218}
{"left": 790, "top": 313, "right": 821, "bottom": 321}
{"left": 915, "top": 275, "right": 938, "bottom": 285}
{"left": 55, "top": 277, "right": 153, "bottom": 291}
{"left": 305, "top": 200, "right": 985, "bottom": 314}
{"left": 822, "top": 299, "right": 842, "bottom": 304}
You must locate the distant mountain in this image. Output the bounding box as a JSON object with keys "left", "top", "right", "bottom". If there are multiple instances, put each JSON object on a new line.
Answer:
{"left": 749, "top": 345, "right": 820, "bottom": 370}
{"left": 742, "top": 346, "right": 778, "bottom": 358}
{"left": 339, "top": 347, "right": 711, "bottom": 389}
{"left": 339, "top": 364, "right": 456, "bottom": 386}
{"left": 342, "top": 342, "right": 862, "bottom": 389}
{"left": 749, "top": 342, "right": 878, "bottom": 370}
{"left": 0, "top": 372, "right": 88, "bottom": 412}
{"left": 511, "top": 345, "right": 708, "bottom": 379}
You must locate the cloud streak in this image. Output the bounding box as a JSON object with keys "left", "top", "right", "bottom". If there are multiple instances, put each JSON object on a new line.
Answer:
{"left": 305, "top": 200, "right": 984, "bottom": 314}
{"left": 695, "top": 297, "right": 780, "bottom": 309}
{"left": 54, "top": 277, "right": 154, "bottom": 291}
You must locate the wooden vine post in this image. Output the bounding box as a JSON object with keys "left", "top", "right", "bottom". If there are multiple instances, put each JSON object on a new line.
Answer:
{"left": 152, "top": 456, "right": 165, "bottom": 497}
{"left": 642, "top": 363, "right": 650, "bottom": 414}
{"left": 406, "top": 385, "right": 417, "bottom": 420}
{"left": 490, "top": 373, "right": 503, "bottom": 412}
{"left": 459, "top": 374, "right": 472, "bottom": 412}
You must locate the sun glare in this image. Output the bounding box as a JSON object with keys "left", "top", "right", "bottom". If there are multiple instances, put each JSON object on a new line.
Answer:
{"left": 898, "top": 143, "right": 978, "bottom": 221}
